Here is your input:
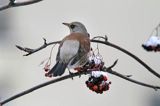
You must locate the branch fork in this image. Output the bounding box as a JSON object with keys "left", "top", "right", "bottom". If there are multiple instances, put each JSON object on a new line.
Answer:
{"left": 16, "top": 38, "right": 48, "bottom": 56}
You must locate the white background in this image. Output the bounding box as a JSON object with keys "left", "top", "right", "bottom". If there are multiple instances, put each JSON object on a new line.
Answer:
{"left": 0, "top": 0, "right": 160, "bottom": 106}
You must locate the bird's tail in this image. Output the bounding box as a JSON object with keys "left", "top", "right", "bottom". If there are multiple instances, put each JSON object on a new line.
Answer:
{"left": 48, "top": 62, "right": 67, "bottom": 76}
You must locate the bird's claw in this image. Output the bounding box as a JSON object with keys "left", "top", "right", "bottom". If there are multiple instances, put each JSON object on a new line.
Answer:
{"left": 69, "top": 71, "right": 74, "bottom": 80}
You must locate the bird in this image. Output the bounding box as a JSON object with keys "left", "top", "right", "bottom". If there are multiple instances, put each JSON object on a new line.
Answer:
{"left": 47, "top": 22, "right": 90, "bottom": 77}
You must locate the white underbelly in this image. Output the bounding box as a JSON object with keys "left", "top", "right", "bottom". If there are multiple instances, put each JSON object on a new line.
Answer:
{"left": 60, "top": 40, "right": 79, "bottom": 63}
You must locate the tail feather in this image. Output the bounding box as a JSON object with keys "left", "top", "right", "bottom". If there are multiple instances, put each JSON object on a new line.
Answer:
{"left": 49, "top": 62, "right": 67, "bottom": 76}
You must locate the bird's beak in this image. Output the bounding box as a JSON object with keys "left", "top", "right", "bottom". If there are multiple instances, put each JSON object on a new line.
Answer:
{"left": 62, "top": 22, "right": 70, "bottom": 27}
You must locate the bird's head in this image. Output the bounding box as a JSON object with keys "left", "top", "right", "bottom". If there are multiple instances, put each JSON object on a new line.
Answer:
{"left": 63, "top": 22, "right": 88, "bottom": 35}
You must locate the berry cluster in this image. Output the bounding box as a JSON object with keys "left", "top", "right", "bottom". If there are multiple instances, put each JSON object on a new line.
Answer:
{"left": 43, "top": 62, "right": 53, "bottom": 78}
{"left": 86, "top": 71, "right": 111, "bottom": 94}
{"left": 79, "top": 50, "right": 111, "bottom": 94}
{"left": 142, "top": 44, "right": 160, "bottom": 52}
{"left": 142, "top": 36, "right": 160, "bottom": 52}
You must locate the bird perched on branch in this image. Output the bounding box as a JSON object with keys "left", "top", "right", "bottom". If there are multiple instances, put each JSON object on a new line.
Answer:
{"left": 47, "top": 22, "right": 90, "bottom": 76}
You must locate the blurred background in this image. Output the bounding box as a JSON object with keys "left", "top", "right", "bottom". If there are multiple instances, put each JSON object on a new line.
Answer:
{"left": 0, "top": 0, "right": 160, "bottom": 106}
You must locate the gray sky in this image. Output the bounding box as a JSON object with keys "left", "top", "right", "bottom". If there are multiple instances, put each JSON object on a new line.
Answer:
{"left": 0, "top": 0, "right": 160, "bottom": 106}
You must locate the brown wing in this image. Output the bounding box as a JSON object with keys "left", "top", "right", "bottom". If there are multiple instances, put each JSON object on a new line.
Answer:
{"left": 65, "top": 33, "right": 90, "bottom": 66}
{"left": 64, "top": 33, "right": 90, "bottom": 52}
{"left": 56, "top": 33, "right": 90, "bottom": 64}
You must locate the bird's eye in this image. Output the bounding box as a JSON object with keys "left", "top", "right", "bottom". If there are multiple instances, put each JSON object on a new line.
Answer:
{"left": 70, "top": 24, "right": 75, "bottom": 29}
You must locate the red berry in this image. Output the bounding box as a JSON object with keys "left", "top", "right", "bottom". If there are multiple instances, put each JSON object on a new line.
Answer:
{"left": 45, "top": 73, "right": 52, "bottom": 78}
{"left": 103, "top": 76, "right": 108, "bottom": 81}
{"left": 88, "top": 82, "right": 93, "bottom": 87}
{"left": 99, "top": 91, "right": 103, "bottom": 94}
{"left": 85, "top": 81, "right": 89, "bottom": 85}
{"left": 103, "top": 86, "right": 107, "bottom": 91}
{"left": 92, "top": 85, "right": 98, "bottom": 91}
{"left": 45, "top": 73, "right": 49, "bottom": 77}
{"left": 74, "top": 67, "right": 82, "bottom": 72}
{"left": 99, "top": 85, "right": 103, "bottom": 91}
{"left": 44, "top": 69, "right": 49, "bottom": 72}
{"left": 48, "top": 74, "right": 52, "bottom": 78}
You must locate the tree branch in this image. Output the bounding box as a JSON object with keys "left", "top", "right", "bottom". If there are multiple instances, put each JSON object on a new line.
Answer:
{"left": 0, "top": 60, "right": 159, "bottom": 105}
{"left": 16, "top": 38, "right": 60, "bottom": 56}
{"left": 0, "top": 71, "right": 87, "bottom": 105}
{"left": 16, "top": 36, "right": 160, "bottom": 79}
{"left": 91, "top": 37, "right": 160, "bottom": 79}
{"left": 104, "top": 67, "right": 160, "bottom": 91}
{"left": 0, "top": 0, "right": 43, "bottom": 11}
{"left": 104, "top": 60, "right": 160, "bottom": 90}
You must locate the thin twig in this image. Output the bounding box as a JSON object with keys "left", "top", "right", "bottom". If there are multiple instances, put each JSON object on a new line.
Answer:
{"left": 0, "top": 61, "right": 159, "bottom": 105}
{"left": 107, "top": 59, "right": 118, "bottom": 69}
{"left": 0, "top": 0, "right": 43, "bottom": 11}
{"left": 16, "top": 39, "right": 61, "bottom": 56}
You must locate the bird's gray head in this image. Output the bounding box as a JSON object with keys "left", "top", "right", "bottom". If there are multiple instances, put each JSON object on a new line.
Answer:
{"left": 63, "top": 22, "right": 88, "bottom": 35}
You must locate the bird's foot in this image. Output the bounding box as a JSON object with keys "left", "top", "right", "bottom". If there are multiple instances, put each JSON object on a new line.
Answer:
{"left": 69, "top": 70, "right": 74, "bottom": 80}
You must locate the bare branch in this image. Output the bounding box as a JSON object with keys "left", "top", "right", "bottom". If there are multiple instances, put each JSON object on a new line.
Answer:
{"left": 0, "top": 71, "right": 87, "bottom": 105}
{"left": 103, "top": 60, "right": 160, "bottom": 90}
{"left": 0, "top": 0, "right": 43, "bottom": 11}
{"left": 91, "top": 37, "right": 160, "bottom": 79}
{"left": 0, "top": 61, "right": 159, "bottom": 105}
{"left": 103, "top": 67, "right": 160, "bottom": 91}
{"left": 16, "top": 39, "right": 60, "bottom": 56}
{"left": 107, "top": 59, "right": 118, "bottom": 69}
{"left": 0, "top": 4, "right": 11, "bottom": 11}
